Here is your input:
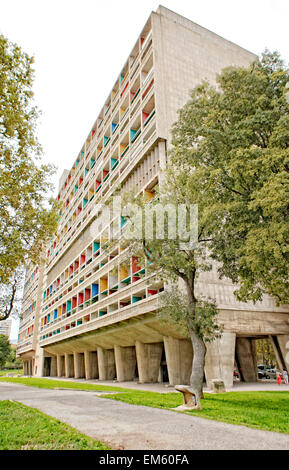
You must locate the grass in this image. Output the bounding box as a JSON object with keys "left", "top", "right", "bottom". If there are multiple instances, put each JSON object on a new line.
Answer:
{"left": 0, "top": 376, "right": 132, "bottom": 392}
{"left": 0, "top": 400, "right": 110, "bottom": 450}
{"left": 103, "top": 389, "right": 289, "bottom": 434}
{"left": 0, "top": 368, "right": 23, "bottom": 376}
{"left": 1, "top": 377, "right": 288, "bottom": 434}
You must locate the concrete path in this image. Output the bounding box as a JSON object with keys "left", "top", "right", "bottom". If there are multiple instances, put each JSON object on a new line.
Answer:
{"left": 1, "top": 382, "right": 289, "bottom": 450}
{"left": 36, "top": 375, "right": 289, "bottom": 393}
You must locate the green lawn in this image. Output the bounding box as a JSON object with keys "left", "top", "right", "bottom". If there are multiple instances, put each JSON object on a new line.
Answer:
{"left": 0, "top": 376, "right": 132, "bottom": 392}
{"left": 1, "top": 377, "right": 288, "bottom": 434}
{"left": 103, "top": 389, "right": 289, "bottom": 434}
{"left": 0, "top": 368, "right": 23, "bottom": 376}
{"left": 0, "top": 400, "right": 110, "bottom": 450}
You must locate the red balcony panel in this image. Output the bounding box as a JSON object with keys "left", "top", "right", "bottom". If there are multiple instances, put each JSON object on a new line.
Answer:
{"left": 85, "top": 288, "right": 91, "bottom": 301}
{"left": 148, "top": 289, "right": 157, "bottom": 296}
{"left": 132, "top": 257, "right": 141, "bottom": 274}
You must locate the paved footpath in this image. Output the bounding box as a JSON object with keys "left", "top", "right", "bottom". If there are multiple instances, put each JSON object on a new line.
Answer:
{"left": 0, "top": 382, "right": 288, "bottom": 450}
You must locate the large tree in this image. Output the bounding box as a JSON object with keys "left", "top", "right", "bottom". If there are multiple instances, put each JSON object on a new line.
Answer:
{"left": 0, "top": 34, "right": 59, "bottom": 318}
{"left": 111, "top": 50, "right": 289, "bottom": 407}
{"left": 170, "top": 50, "right": 289, "bottom": 305}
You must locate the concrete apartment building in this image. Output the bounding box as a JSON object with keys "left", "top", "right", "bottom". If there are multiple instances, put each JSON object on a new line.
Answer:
{"left": 17, "top": 6, "right": 289, "bottom": 387}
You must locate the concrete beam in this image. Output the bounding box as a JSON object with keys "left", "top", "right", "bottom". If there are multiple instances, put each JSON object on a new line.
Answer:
{"left": 84, "top": 351, "right": 99, "bottom": 380}
{"left": 235, "top": 337, "right": 258, "bottom": 382}
{"left": 163, "top": 336, "right": 193, "bottom": 385}
{"left": 205, "top": 332, "right": 236, "bottom": 389}
{"left": 217, "top": 310, "right": 289, "bottom": 335}
{"left": 114, "top": 345, "right": 136, "bottom": 382}
{"left": 135, "top": 341, "right": 163, "bottom": 383}
{"left": 97, "top": 347, "right": 116, "bottom": 380}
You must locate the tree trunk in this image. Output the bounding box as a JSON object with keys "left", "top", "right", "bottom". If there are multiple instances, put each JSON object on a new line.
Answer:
{"left": 185, "top": 275, "right": 207, "bottom": 410}
{"left": 187, "top": 326, "right": 206, "bottom": 409}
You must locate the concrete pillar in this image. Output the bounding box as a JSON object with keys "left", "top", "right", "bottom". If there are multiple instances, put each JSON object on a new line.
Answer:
{"left": 35, "top": 346, "right": 45, "bottom": 377}
{"left": 23, "top": 361, "right": 28, "bottom": 375}
{"left": 50, "top": 356, "right": 57, "bottom": 377}
{"left": 84, "top": 351, "right": 99, "bottom": 380}
{"left": 205, "top": 332, "right": 236, "bottom": 389}
{"left": 135, "top": 341, "right": 163, "bottom": 383}
{"left": 236, "top": 337, "right": 258, "bottom": 382}
{"left": 65, "top": 353, "right": 74, "bottom": 378}
{"left": 73, "top": 352, "right": 85, "bottom": 378}
{"left": 163, "top": 336, "right": 193, "bottom": 385}
{"left": 272, "top": 335, "right": 289, "bottom": 373}
{"left": 114, "top": 345, "right": 136, "bottom": 382}
{"left": 97, "top": 347, "right": 116, "bottom": 380}
{"left": 56, "top": 355, "right": 65, "bottom": 377}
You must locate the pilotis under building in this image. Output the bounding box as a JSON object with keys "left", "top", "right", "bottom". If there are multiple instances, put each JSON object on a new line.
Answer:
{"left": 17, "top": 6, "right": 289, "bottom": 387}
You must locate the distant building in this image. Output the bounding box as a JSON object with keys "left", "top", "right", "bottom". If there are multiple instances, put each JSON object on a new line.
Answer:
{"left": 17, "top": 5, "right": 289, "bottom": 384}
{"left": 0, "top": 318, "right": 12, "bottom": 339}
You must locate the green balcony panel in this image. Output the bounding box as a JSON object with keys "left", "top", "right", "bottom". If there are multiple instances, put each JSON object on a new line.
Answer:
{"left": 111, "top": 158, "right": 118, "bottom": 170}
{"left": 93, "top": 242, "right": 100, "bottom": 253}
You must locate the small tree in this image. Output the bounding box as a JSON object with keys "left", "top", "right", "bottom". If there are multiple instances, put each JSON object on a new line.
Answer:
{"left": 256, "top": 339, "right": 276, "bottom": 367}
{"left": 107, "top": 184, "right": 222, "bottom": 409}
{"left": 0, "top": 334, "right": 11, "bottom": 369}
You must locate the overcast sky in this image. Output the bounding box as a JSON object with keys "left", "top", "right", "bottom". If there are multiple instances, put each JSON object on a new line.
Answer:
{"left": 1, "top": 0, "right": 288, "bottom": 340}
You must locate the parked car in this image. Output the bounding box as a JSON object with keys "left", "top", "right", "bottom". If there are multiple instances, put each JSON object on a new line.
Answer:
{"left": 266, "top": 368, "right": 280, "bottom": 380}
{"left": 257, "top": 368, "right": 270, "bottom": 380}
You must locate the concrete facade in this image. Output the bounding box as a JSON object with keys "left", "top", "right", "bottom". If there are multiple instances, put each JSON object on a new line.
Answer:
{"left": 17, "top": 6, "right": 289, "bottom": 389}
